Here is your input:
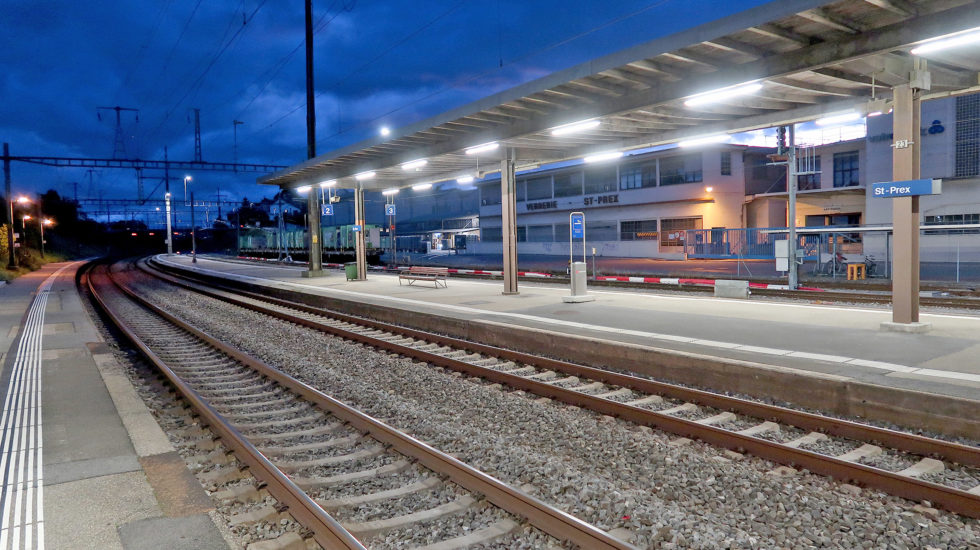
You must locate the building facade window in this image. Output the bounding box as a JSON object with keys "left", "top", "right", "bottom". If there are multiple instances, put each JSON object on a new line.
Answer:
{"left": 619, "top": 161, "right": 657, "bottom": 190}
{"left": 584, "top": 166, "right": 618, "bottom": 195}
{"left": 660, "top": 153, "right": 703, "bottom": 185}
{"left": 798, "top": 156, "right": 821, "bottom": 190}
{"left": 525, "top": 176, "right": 552, "bottom": 200}
{"left": 526, "top": 224, "right": 553, "bottom": 242}
{"left": 553, "top": 172, "right": 584, "bottom": 197}
{"left": 586, "top": 221, "right": 619, "bottom": 241}
{"left": 621, "top": 219, "right": 658, "bottom": 240}
{"left": 925, "top": 213, "right": 980, "bottom": 234}
{"left": 833, "top": 151, "right": 860, "bottom": 187}
{"left": 956, "top": 94, "right": 980, "bottom": 177}
{"left": 481, "top": 226, "right": 502, "bottom": 241}
{"left": 720, "top": 151, "right": 732, "bottom": 176}
{"left": 660, "top": 217, "right": 702, "bottom": 247}
{"left": 479, "top": 184, "right": 500, "bottom": 206}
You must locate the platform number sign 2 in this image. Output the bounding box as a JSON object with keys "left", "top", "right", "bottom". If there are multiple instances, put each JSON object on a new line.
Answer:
{"left": 321, "top": 204, "right": 334, "bottom": 216}
{"left": 385, "top": 204, "right": 396, "bottom": 216}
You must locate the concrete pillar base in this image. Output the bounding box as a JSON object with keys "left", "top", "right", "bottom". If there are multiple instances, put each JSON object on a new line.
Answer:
{"left": 880, "top": 321, "right": 932, "bottom": 334}
{"left": 501, "top": 291, "right": 520, "bottom": 296}
{"left": 562, "top": 295, "right": 595, "bottom": 303}
{"left": 301, "top": 269, "right": 324, "bottom": 278}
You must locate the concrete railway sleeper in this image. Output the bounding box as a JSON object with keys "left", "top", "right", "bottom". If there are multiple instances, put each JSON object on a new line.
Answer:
{"left": 142, "top": 257, "right": 980, "bottom": 520}
{"left": 88, "top": 262, "right": 635, "bottom": 550}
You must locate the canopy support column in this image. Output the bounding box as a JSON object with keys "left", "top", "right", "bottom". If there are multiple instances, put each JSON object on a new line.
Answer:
{"left": 885, "top": 83, "right": 927, "bottom": 331}
{"left": 302, "top": 189, "right": 323, "bottom": 277}
{"left": 500, "top": 153, "right": 519, "bottom": 295}
{"left": 354, "top": 185, "right": 367, "bottom": 281}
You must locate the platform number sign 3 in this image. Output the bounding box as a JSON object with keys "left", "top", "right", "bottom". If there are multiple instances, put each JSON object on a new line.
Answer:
{"left": 385, "top": 204, "right": 396, "bottom": 216}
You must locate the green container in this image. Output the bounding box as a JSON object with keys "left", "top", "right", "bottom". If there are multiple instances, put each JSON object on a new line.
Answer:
{"left": 345, "top": 262, "right": 358, "bottom": 281}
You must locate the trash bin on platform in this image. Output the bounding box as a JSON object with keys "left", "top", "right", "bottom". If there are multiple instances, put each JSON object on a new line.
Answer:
{"left": 345, "top": 262, "right": 358, "bottom": 281}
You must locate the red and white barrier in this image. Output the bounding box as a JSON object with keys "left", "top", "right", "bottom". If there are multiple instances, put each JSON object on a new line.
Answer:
{"left": 594, "top": 275, "right": 823, "bottom": 292}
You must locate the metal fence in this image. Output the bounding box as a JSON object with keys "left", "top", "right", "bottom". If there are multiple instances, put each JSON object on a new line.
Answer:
{"left": 687, "top": 225, "right": 980, "bottom": 282}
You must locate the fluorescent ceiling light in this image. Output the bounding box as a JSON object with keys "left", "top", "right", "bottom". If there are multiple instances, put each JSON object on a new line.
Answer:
{"left": 296, "top": 185, "right": 312, "bottom": 193}
{"left": 815, "top": 111, "right": 863, "bottom": 126}
{"left": 465, "top": 142, "right": 499, "bottom": 155}
{"left": 551, "top": 119, "right": 600, "bottom": 136}
{"left": 401, "top": 159, "right": 428, "bottom": 170}
{"left": 583, "top": 150, "right": 623, "bottom": 163}
{"left": 320, "top": 179, "right": 337, "bottom": 187}
{"left": 456, "top": 175, "right": 475, "bottom": 184}
{"left": 411, "top": 183, "right": 432, "bottom": 191}
{"left": 355, "top": 171, "right": 376, "bottom": 180}
{"left": 684, "top": 83, "right": 763, "bottom": 107}
{"left": 911, "top": 28, "right": 980, "bottom": 55}
{"left": 382, "top": 188, "right": 399, "bottom": 195}
{"left": 678, "top": 134, "right": 730, "bottom": 148}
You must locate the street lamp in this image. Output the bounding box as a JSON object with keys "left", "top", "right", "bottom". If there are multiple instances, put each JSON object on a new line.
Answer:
{"left": 39, "top": 218, "right": 53, "bottom": 258}
{"left": 183, "top": 176, "right": 192, "bottom": 206}
{"left": 7, "top": 196, "right": 31, "bottom": 268}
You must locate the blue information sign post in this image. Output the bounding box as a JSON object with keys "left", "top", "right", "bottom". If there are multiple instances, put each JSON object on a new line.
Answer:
{"left": 564, "top": 211, "right": 594, "bottom": 302}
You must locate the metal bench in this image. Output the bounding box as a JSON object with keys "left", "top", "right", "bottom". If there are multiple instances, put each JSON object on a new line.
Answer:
{"left": 398, "top": 266, "right": 448, "bottom": 288}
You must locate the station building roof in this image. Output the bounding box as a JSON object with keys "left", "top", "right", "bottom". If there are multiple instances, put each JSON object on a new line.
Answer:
{"left": 260, "top": 0, "right": 980, "bottom": 192}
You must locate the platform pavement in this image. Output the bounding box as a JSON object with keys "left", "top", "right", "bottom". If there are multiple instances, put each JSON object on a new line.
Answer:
{"left": 0, "top": 261, "right": 233, "bottom": 549}
{"left": 166, "top": 255, "right": 980, "bottom": 403}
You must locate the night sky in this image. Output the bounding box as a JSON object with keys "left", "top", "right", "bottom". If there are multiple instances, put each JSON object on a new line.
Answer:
{"left": 1, "top": 0, "right": 771, "bottom": 210}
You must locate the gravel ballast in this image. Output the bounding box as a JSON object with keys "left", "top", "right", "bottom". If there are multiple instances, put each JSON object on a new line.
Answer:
{"left": 130, "top": 274, "right": 980, "bottom": 549}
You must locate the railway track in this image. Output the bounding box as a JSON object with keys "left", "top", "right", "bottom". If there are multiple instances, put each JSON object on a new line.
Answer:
{"left": 143, "top": 257, "right": 980, "bottom": 520}
{"left": 86, "top": 262, "right": 634, "bottom": 549}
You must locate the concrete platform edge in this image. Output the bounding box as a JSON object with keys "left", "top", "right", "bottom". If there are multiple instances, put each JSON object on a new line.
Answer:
{"left": 159, "top": 261, "right": 980, "bottom": 440}
{"left": 81, "top": 275, "right": 238, "bottom": 549}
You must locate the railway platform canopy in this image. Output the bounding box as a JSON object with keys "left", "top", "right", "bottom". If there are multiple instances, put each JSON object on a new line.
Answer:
{"left": 260, "top": 0, "right": 980, "bottom": 325}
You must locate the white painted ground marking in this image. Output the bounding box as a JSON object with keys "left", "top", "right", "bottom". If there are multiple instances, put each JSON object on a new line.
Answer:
{"left": 909, "top": 369, "right": 980, "bottom": 383}
{"left": 786, "top": 351, "right": 853, "bottom": 363}
{"left": 844, "top": 359, "right": 919, "bottom": 374}
{"left": 0, "top": 263, "right": 75, "bottom": 550}
{"left": 164, "top": 257, "right": 980, "bottom": 385}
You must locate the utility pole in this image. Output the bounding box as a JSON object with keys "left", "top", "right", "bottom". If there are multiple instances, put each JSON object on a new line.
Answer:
{"left": 189, "top": 108, "right": 203, "bottom": 162}
{"left": 233, "top": 120, "right": 244, "bottom": 169}
{"left": 135, "top": 168, "right": 143, "bottom": 202}
{"left": 190, "top": 191, "right": 197, "bottom": 263}
{"left": 303, "top": 0, "right": 323, "bottom": 277}
{"left": 164, "top": 147, "right": 173, "bottom": 255}
{"left": 216, "top": 182, "right": 223, "bottom": 220}
{"left": 4, "top": 143, "right": 15, "bottom": 269}
{"left": 97, "top": 106, "right": 139, "bottom": 159}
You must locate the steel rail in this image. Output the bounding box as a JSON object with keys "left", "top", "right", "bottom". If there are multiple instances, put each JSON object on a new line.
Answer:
{"left": 84, "top": 264, "right": 367, "bottom": 550}
{"left": 143, "top": 258, "right": 980, "bottom": 466}
{"left": 108, "top": 262, "right": 636, "bottom": 550}
{"left": 143, "top": 258, "right": 980, "bottom": 519}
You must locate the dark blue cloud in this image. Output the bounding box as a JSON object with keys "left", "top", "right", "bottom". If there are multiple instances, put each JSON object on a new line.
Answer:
{"left": 0, "top": 0, "right": 770, "bottom": 210}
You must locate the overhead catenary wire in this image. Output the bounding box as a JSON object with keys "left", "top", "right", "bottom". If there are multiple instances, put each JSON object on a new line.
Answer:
{"left": 141, "top": 1, "right": 271, "bottom": 150}
{"left": 242, "top": 0, "right": 676, "bottom": 154}
{"left": 312, "top": 0, "right": 676, "bottom": 149}
{"left": 244, "top": 0, "right": 466, "bottom": 141}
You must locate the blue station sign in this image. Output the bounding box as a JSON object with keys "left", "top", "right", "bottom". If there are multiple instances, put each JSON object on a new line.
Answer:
{"left": 352, "top": 224, "right": 362, "bottom": 232}
{"left": 571, "top": 214, "right": 585, "bottom": 239}
{"left": 321, "top": 204, "right": 334, "bottom": 216}
{"left": 871, "top": 179, "right": 942, "bottom": 198}
{"left": 385, "top": 204, "right": 396, "bottom": 216}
